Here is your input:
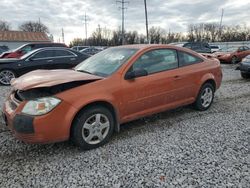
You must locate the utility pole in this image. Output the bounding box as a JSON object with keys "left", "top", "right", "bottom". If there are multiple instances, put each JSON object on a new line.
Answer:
{"left": 84, "top": 12, "right": 90, "bottom": 44}
{"left": 38, "top": 17, "right": 41, "bottom": 32}
{"left": 116, "top": 0, "right": 129, "bottom": 45}
{"left": 144, "top": 0, "right": 149, "bottom": 43}
{"left": 219, "top": 8, "right": 224, "bottom": 40}
{"left": 62, "top": 28, "right": 65, "bottom": 43}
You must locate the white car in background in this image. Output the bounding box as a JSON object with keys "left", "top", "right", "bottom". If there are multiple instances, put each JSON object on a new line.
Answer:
{"left": 210, "top": 45, "right": 220, "bottom": 53}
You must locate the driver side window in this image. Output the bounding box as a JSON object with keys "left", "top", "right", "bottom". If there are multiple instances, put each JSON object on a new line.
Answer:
{"left": 131, "top": 49, "right": 178, "bottom": 74}
{"left": 32, "top": 50, "right": 54, "bottom": 60}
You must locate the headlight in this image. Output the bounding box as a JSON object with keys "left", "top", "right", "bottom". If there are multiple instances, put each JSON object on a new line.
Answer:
{"left": 22, "top": 97, "right": 61, "bottom": 116}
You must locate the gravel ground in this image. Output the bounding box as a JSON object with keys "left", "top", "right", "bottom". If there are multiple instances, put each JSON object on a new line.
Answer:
{"left": 0, "top": 64, "right": 249, "bottom": 187}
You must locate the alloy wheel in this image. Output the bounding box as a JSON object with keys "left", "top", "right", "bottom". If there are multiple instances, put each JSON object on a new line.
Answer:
{"left": 201, "top": 87, "right": 213, "bottom": 108}
{"left": 0, "top": 70, "right": 15, "bottom": 85}
{"left": 82, "top": 113, "right": 110, "bottom": 145}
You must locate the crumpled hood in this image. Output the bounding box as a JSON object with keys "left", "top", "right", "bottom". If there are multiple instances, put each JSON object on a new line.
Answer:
{"left": 11, "top": 69, "right": 103, "bottom": 91}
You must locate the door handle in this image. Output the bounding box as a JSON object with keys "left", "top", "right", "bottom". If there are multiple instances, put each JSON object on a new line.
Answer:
{"left": 70, "top": 58, "right": 76, "bottom": 61}
{"left": 47, "top": 60, "right": 53, "bottom": 62}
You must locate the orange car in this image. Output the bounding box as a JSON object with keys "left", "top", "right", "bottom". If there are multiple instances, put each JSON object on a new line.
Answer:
{"left": 2, "top": 45, "right": 222, "bottom": 150}
{"left": 215, "top": 46, "right": 250, "bottom": 64}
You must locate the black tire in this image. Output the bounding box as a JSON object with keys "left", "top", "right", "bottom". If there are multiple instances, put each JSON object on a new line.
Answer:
{"left": 194, "top": 83, "right": 215, "bottom": 111}
{"left": 241, "top": 72, "right": 250, "bottom": 79}
{"left": 231, "top": 56, "right": 239, "bottom": 64}
{"left": 71, "top": 106, "right": 115, "bottom": 150}
{"left": 0, "top": 69, "right": 16, "bottom": 86}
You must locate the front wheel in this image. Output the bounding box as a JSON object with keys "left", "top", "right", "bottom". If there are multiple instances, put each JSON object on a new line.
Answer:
{"left": 71, "top": 106, "right": 115, "bottom": 150}
{"left": 194, "top": 83, "right": 215, "bottom": 111}
{"left": 241, "top": 72, "right": 250, "bottom": 79}
{"left": 0, "top": 70, "right": 16, "bottom": 86}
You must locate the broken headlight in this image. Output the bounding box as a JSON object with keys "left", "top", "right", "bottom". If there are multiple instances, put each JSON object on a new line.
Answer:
{"left": 22, "top": 97, "right": 61, "bottom": 116}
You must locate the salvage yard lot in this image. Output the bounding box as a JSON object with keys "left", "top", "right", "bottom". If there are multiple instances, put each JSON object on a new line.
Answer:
{"left": 0, "top": 64, "right": 249, "bottom": 187}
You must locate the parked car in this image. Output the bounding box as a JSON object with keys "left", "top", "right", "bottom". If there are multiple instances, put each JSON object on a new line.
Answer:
{"left": 215, "top": 46, "right": 250, "bottom": 64}
{"left": 237, "top": 55, "right": 250, "bottom": 79}
{"left": 80, "top": 47, "right": 102, "bottom": 56}
{"left": 71, "top": 46, "right": 89, "bottom": 51}
{"left": 0, "top": 47, "right": 89, "bottom": 85}
{"left": 0, "top": 45, "right": 9, "bottom": 55}
{"left": 0, "top": 43, "right": 68, "bottom": 59}
{"left": 210, "top": 45, "right": 220, "bottom": 53}
{"left": 183, "top": 42, "right": 212, "bottom": 53}
{"left": 2, "top": 44, "right": 222, "bottom": 150}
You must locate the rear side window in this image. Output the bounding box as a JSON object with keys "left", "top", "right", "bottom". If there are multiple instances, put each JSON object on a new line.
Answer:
{"left": 54, "top": 50, "right": 75, "bottom": 57}
{"left": 32, "top": 50, "right": 55, "bottom": 59}
{"left": 178, "top": 51, "right": 203, "bottom": 67}
{"left": 132, "top": 49, "right": 178, "bottom": 74}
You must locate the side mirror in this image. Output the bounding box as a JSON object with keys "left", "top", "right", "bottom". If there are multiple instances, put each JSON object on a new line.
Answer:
{"left": 125, "top": 68, "right": 148, "bottom": 80}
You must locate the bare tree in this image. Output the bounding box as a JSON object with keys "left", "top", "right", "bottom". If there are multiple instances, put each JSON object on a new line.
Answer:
{"left": 19, "top": 21, "right": 49, "bottom": 33}
{"left": 149, "top": 26, "right": 166, "bottom": 44}
{"left": 0, "top": 20, "right": 10, "bottom": 31}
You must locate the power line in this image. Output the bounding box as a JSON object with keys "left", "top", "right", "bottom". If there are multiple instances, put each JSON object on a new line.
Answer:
{"left": 116, "top": 0, "right": 129, "bottom": 45}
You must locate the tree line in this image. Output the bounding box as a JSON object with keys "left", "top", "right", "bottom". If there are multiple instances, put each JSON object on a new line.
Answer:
{"left": 0, "top": 20, "right": 49, "bottom": 33}
{"left": 70, "top": 23, "right": 250, "bottom": 47}
{"left": 1, "top": 20, "right": 249, "bottom": 46}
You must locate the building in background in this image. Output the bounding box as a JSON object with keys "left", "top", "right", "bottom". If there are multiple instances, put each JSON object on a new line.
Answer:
{"left": 0, "top": 31, "right": 51, "bottom": 50}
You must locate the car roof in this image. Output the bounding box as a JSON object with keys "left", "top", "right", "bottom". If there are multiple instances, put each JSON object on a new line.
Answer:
{"left": 111, "top": 44, "right": 206, "bottom": 59}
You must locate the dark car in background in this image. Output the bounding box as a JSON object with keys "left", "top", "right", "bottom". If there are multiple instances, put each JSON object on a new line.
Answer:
{"left": 237, "top": 55, "right": 250, "bottom": 79}
{"left": 0, "top": 47, "right": 89, "bottom": 85}
{"left": 183, "top": 42, "right": 212, "bottom": 53}
{"left": 0, "top": 45, "right": 9, "bottom": 55}
{"left": 0, "top": 43, "right": 68, "bottom": 59}
{"left": 71, "top": 46, "right": 89, "bottom": 51}
{"left": 80, "top": 47, "right": 102, "bottom": 56}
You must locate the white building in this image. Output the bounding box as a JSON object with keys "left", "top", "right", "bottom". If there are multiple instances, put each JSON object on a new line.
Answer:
{"left": 0, "top": 31, "right": 51, "bottom": 50}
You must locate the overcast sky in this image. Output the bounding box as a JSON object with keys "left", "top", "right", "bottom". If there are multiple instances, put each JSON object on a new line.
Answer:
{"left": 1, "top": 0, "right": 250, "bottom": 44}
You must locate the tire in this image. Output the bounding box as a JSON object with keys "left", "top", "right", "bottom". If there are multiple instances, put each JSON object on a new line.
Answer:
{"left": 71, "top": 106, "right": 115, "bottom": 150}
{"left": 241, "top": 72, "right": 250, "bottom": 79}
{"left": 231, "top": 56, "right": 239, "bottom": 64}
{"left": 0, "top": 69, "right": 16, "bottom": 86}
{"left": 194, "top": 83, "right": 215, "bottom": 111}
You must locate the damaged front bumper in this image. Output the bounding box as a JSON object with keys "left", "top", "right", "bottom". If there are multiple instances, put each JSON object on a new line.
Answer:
{"left": 2, "top": 90, "right": 78, "bottom": 144}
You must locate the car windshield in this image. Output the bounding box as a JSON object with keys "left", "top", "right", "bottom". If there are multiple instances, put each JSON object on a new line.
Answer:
{"left": 211, "top": 46, "right": 219, "bottom": 49}
{"left": 20, "top": 49, "right": 39, "bottom": 59}
{"left": 75, "top": 48, "right": 138, "bottom": 77}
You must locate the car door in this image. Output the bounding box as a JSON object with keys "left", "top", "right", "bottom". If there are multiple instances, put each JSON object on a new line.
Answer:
{"left": 121, "top": 48, "right": 181, "bottom": 120}
{"left": 241, "top": 46, "right": 250, "bottom": 59}
{"left": 236, "top": 47, "right": 247, "bottom": 59}
{"left": 175, "top": 50, "right": 205, "bottom": 101}
{"left": 17, "top": 50, "right": 55, "bottom": 74}
{"left": 52, "top": 49, "right": 79, "bottom": 69}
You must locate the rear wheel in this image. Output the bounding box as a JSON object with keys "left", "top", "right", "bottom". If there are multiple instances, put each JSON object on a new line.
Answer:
{"left": 71, "top": 106, "right": 114, "bottom": 150}
{"left": 0, "top": 70, "right": 16, "bottom": 85}
{"left": 194, "top": 83, "right": 215, "bottom": 111}
{"left": 241, "top": 72, "right": 250, "bottom": 79}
